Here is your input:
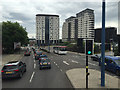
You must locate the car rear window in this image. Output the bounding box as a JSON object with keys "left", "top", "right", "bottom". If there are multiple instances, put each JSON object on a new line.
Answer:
{"left": 115, "top": 60, "right": 120, "bottom": 65}
{"left": 41, "top": 56, "right": 47, "bottom": 58}
{"left": 41, "top": 59, "right": 50, "bottom": 62}
{"left": 36, "top": 52, "right": 42, "bottom": 55}
{"left": 3, "top": 65, "right": 18, "bottom": 69}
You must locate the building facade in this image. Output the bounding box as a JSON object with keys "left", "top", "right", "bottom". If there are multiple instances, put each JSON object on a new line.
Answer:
{"left": 95, "top": 27, "right": 117, "bottom": 43}
{"left": 62, "top": 8, "right": 94, "bottom": 42}
{"left": 62, "top": 16, "right": 78, "bottom": 42}
{"left": 36, "top": 14, "right": 59, "bottom": 45}
{"left": 76, "top": 8, "right": 94, "bottom": 39}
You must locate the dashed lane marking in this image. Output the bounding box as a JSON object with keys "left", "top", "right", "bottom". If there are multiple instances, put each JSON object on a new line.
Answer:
{"left": 71, "top": 60, "right": 79, "bottom": 63}
{"left": 34, "top": 63, "right": 36, "bottom": 69}
{"left": 60, "top": 69, "right": 63, "bottom": 72}
{"left": 29, "top": 72, "right": 35, "bottom": 83}
{"left": 63, "top": 61, "right": 69, "bottom": 65}
{"left": 88, "top": 62, "right": 97, "bottom": 66}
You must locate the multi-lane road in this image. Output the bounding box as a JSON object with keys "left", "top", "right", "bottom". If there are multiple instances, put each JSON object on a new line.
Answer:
{"left": 2, "top": 50, "right": 118, "bottom": 88}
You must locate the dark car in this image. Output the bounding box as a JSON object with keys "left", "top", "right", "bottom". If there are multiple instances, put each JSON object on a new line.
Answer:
{"left": 99, "top": 56, "right": 120, "bottom": 76}
{"left": 39, "top": 58, "right": 51, "bottom": 70}
{"left": 24, "top": 51, "right": 30, "bottom": 56}
{"left": 91, "top": 54, "right": 101, "bottom": 62}
{"left": 39, "top": 55, "right": 48, "bottom": 61}
{"left": 35, "top": 51, "right": 43, "bottom": 60}
{"left": 1, "top": 61, "right": 26, "bottom": 79}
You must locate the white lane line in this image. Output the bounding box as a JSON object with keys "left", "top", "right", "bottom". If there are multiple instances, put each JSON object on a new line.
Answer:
{"left": 34, "top": 60, "right": 35, "bottom": 63}
{"left": 56, "top": 63, "right": 58, "bottom": 66}
{"left": 60, "top": 69, "right": 63, "bottom": 72}
{"left": 63, "top": 61, "right": 69, "bottom": 65}
{"left": 54, "top": 62, "right": 55, "bottom": 64}
{"left": 34, "top": 63, "right": 36, "bottom": 69}
{"left": 57, "top": 65, "right": 59, "bottom": 68}
{"left": 71, "top": 60, "right": 78, "bottom": 64}
{"left": 29, "top": 72, "right": 35, "bottom": 83}
{"left": 88, "top": 62, "right": 97, "bottom": 66}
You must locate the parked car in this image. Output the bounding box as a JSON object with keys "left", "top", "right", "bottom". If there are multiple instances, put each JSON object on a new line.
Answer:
{"left": 39, "top": 58, "right": 51, "bottom": 70}
{"left": 91, "top": 54, "right": 101, "bottom": 62}
{"left": 1, "top": 61, "right": 26, "bottom": 79}
{"left": 35, "top": 51, "right": 43, "bottom": 60}
{"left": 99, "top": 56, "right": 120, "bottom": 76}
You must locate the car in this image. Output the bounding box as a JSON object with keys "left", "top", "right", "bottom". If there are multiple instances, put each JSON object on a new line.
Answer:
{"left": 24, "top": 50, "right": 30, "bottom": 56}
{"left": 1, "top": 61, "right": 26, "bottom": 79}
{"left": 38, "top": 55, "right": 48, "bottom": 63}
{"left": 35, "top": 51, "right": 43, "bottom": 60}
{"left": 99, "top": 56, "right": 120, "bottom": 76}
{"left": 39, "top": 58, "right": 51, "bottom": 70}
{"left": 91, "top": 54, "right": 101, "bottom": 62}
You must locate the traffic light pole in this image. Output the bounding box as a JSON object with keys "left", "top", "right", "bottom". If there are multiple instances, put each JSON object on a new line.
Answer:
{"left": 86, "top": 55, "right": 89, "bottom": 89}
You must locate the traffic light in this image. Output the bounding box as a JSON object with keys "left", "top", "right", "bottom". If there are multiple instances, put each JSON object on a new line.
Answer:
{"left": 86, "top": 40, "right": 93, "bottom": 55}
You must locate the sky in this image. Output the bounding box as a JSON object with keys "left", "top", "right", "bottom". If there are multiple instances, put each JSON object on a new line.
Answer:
{"left": 0, "top": 0, "right": 119, "bottom": 39}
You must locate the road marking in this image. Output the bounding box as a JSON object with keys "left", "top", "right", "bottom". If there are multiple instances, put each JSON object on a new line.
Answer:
{"left": 60, "top": 69, "right": 63, "bottom": 72}
{"left": 57, "top": 65, "right": 59, "bottom": 68}
{"left": 88, "top": 62, "right": 97, "bottom": 66}
{"left": 54, "top": 62, "right": 55, "bottom": 64}
{"left": 29, "top": 72, "right": 35, "bottom": 83}
{"left": 34, "top": 60, "right": 35, "bottom": 63}
{"left": 71, "top": 60, "right": 78, "bottom": 63}
{"left": 56, "top": 63, "right": 57, "bottom": 66}
{"left": 63, "top": 61, "right": 69, "bottom": 65}
{"left": 34, "top": 63, "right": 36, "bottom": 69}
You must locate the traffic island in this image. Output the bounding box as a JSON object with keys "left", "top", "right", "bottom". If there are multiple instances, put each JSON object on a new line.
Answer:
{"left": 66, "top": 68, "right": 120, "bottom": 88}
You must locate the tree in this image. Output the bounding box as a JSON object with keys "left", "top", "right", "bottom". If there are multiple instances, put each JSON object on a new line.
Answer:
{"left": 2, "top": 21, "right": 29, "bottom": 54}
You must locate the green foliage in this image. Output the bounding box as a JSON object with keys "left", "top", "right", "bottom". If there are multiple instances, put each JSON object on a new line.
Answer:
{"left": 2, "top": 21, "right": 29, "bottom": 54}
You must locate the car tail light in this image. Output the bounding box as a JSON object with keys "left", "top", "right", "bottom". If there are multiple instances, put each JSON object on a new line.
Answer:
{"left": 48, "top": 62, "right": 50, "bottom": 64}
{"left": 1, "top": 70, "right": 4, "bottom": 72}
{"left": 14, "top": 69, "right": 19, "bottom": 71}
{"left": 44, "top": 59, "right": 46, "bottom": 60}
{"left": 35, "top": 54, "right": 36, "bottom": 56}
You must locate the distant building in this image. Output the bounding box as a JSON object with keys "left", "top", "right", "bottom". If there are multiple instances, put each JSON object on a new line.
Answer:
{"left": 62, "top": 8, "right": 94, "bottom": 42}
{"left": 76, "top": 8, "right": 94, "bottom": 39}
{"left": 94, "top": 27, "right": 117, "bottom": 43}
{"left": 36, "top": 14, "right": 59, "bottom": 45}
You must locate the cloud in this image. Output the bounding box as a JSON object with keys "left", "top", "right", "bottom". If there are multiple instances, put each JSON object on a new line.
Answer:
{"left": 0, "top": 0, "right": 119, "bottom": 38}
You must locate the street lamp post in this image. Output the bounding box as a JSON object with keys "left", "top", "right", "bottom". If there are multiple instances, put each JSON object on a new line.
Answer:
{"left": 101, "top": 0, "right": 105, "bottom": 87}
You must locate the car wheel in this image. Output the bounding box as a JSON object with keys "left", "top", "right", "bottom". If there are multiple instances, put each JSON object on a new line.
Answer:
{"left": 49, "top": 66, "right": 51, "bottom": 69}
{"left": 39, "top": 67, "right": 42, "bottom": 70}
{"left": 19, "top": 72, "right": 23, "bottom": 78}
{"left": 24, "top": 68, "right": 26, "bottom": 72}
{"left": 116, "top": 70, "right": 120, "bottom": 76}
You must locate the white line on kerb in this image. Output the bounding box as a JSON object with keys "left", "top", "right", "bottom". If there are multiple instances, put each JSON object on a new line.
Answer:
{"left": 63, "top": 61, "right": 69, "bottom": 65}
{"left": 29, "top": 72, "right": 35, "bottom": 83}
{"left": 34, "top": 63, "right": 36, "bottom": 69}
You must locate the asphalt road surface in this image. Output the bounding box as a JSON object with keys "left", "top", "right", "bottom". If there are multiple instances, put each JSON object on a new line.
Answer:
{"left": 2, "top": 50, "right": 118, "bottom": 89}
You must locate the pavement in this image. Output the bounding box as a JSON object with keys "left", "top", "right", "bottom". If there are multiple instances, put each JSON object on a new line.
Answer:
{"left": 2, "top": 53, "right": 24, "bottom": 66}
{"left": 66, "top": 68, "right": 120, "bottom": 88}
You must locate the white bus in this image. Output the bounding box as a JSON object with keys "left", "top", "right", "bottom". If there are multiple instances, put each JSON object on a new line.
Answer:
{"left": 53, "top": 46, "right": 67, "bottom": 55}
